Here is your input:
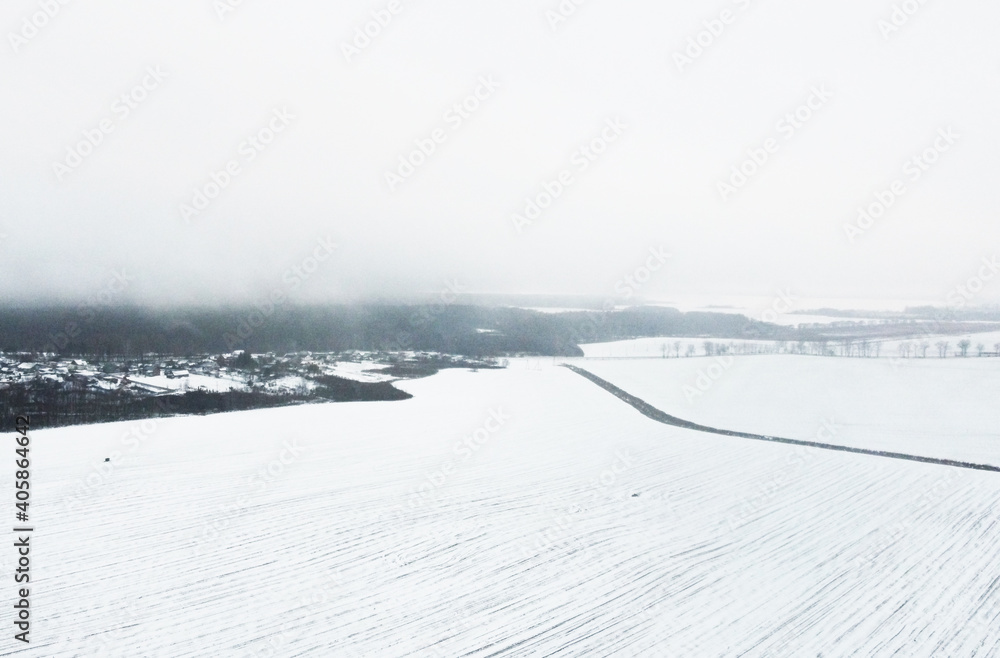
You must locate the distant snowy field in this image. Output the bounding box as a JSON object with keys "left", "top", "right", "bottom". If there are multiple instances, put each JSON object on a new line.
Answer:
{"left": 878, "top": 330, "right": 1000, "bottom": 356}
{"left": 583, "top": 329, "right": 1000, "bottom": 359}
{"left": 4, "top": 362, "right": 1000, "bottom": 656}
{"left": 576, "top": 355, "right": 1000, "bottom": 466}
{"left": 581, "top": 336, "right": 773, "bottom": 358}
{"left": 517, "top": 305, "right": 861, "bottom": 326}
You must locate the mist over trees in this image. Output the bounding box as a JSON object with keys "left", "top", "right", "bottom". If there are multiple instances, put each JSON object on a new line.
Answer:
{"left": 0, "top": 305, "right": 799, "bottom": 358}
{"left": 1, "top": 304, "right": 995, "bottom": 360}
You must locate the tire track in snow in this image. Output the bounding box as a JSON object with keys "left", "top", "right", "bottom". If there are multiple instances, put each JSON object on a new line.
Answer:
{"left": 562, "top": 364, "right": 1000, "bottom": 474}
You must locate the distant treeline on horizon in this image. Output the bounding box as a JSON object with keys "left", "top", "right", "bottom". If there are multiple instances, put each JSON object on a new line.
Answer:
{"left": 0, "top": 305, "right": 801, "bottom": 358}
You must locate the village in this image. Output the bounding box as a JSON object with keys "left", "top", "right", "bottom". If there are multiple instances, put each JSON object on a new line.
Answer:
{"left": 0, "top": 349, "right": 499, "bottom": 400}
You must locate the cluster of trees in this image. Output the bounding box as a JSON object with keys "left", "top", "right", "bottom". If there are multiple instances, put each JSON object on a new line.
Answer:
{"left": 654, "top": 338, "right": 1000, "bottom": 359}
{"left": 0, "top": 381, "right": 312, "bottom": 430}
{"left": 897, "top": 339, "right": 1000, "bottom": 358}
{"left": 0, "top": 372, "right": 415, "bottom": 430}
{"left": 311, "top": 375, "right": 412, "bottom": 402}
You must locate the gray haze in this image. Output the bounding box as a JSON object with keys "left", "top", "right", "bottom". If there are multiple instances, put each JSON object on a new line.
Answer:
{"left": 2, "top": 0, "right": 999, "bottom": 310}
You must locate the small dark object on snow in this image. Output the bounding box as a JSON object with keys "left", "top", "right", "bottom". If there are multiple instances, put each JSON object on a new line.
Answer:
{"left": 104, "top": 457, "right": 110, "bottom": 462}
{"left": 631, "top": 493, "right": 640, "bottom": 497}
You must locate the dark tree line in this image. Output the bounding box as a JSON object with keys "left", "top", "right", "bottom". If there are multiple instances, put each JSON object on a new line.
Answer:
{"left": 0, "top": 304, "right": 805, "bottom": 358}
{"left": 0, "top": 375, "right": 413, "bottom": 430}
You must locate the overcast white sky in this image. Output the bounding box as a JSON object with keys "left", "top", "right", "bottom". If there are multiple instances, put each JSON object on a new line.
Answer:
{"left": 1, "top": 0, "right": 998, "bottom": 310}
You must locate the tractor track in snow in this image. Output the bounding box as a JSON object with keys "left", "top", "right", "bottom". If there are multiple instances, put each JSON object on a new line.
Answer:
{"left": 562, "top": 364, "right": 1000, "bottom": 474}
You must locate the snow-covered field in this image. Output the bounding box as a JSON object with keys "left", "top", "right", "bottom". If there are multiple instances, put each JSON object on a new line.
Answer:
{"left": 5, "top": 361, "right": 1000, "bottom": 656}
{"left": 129, "top": 373, "right": 247, "bottom": 393}
{"left": 576, "top": 355, "right": 1000, "bottom": 467}
{"left": 517, "top": 303, "right": 866, "bottom": 326}
{"left": 581, "top": 337, "right": 775, "bottom": 358}
{"left": 648, "top": 296, "right": 929, "bottom": 316}
{"left": 322, "top": 360, "right": 395, "bottom": 383}
{"left": 262, "top": 375, "right": 318, "bottom": 394}
{"left": 582, "top": 329, "right": 1000, "bottom": 359}
{"left": 878, "top": 330, "right": 1000, "bottom": 357}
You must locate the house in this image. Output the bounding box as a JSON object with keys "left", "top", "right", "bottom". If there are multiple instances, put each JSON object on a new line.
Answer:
{"left": 196, "top": 360, "right": 220, "bottom": 375}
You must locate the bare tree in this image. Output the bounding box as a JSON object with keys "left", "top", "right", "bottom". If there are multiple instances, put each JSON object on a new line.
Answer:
{"left": 660, "top": 342, "right": 668, "bottom": 359}
{"left": 898, "top": 342, "right": 912, "bottom": 358}
{"left": 918, "top": 341, "right": 930, "bottom": 358}
{"left": 958, "top": 339, "right": 972, "bottom": 357}
{"left": 977, "top": 343, "right": 985, "bottom": 357}
{"left": 936, "top": 341, "right": 949, "bottom": 358}
{"left": 685, "top": 344, "right": 696, "bottom": 358}
{"left": 673, "top": 340, "right": 681, "bottom": 358}
{"left": 703, "top": 341, "right": 714, "bottom": 357}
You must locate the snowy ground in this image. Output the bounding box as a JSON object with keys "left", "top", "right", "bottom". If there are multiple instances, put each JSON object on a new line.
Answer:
{"left": 127, "top": 360, "right": 396, "bottom": 396}
{"left": 4, "top": 361, "right": 1000, "bottom": 656}
{"left": 581, "top": 337, "right": 776, "bottom": 358}
{"left": 575, "top": 355, "right": 1000, "bottom": 467}
{"left": 582, "top": 329, "right": 1000, "bottom": 359}
{"left": 322, "top": 360, "right": 395, "bottom": 383}
{"left": 644, "top": 305, "right": 873, "bottom": 327}
{"left": 646, "top": 296, "right": 930, "bottom": 316}
{"left": 516, "top": 304, "right": 868, "bottom": 326}
{"left": 877, "top": 330, "right": 1000, "bottom": 357}
{"left": 262, "top": 375, "right": 318, "bottom": 394}
{"left": 128, "top": 374, "right": 248, "bottom": 393}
